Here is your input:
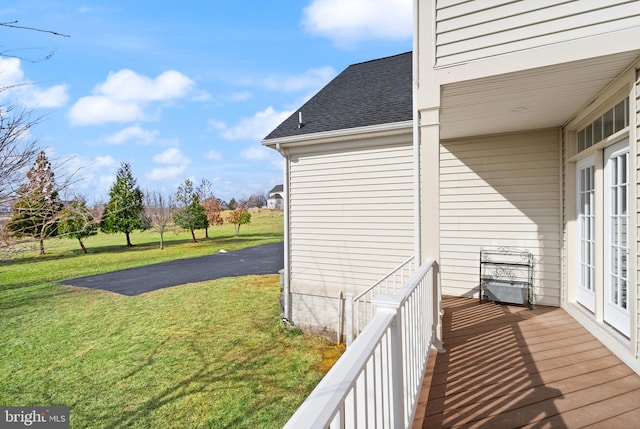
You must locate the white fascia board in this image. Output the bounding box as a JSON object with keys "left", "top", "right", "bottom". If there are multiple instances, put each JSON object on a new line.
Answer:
{"left": 435, "top": 27, "right": 640, "bottom": 85}
{"left": 261, "top": 120, "right": 413, "bottom": 151}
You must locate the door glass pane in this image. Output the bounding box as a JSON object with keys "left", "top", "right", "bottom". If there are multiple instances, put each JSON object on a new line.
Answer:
{"left": 577, "top": 162, "right": 595, "bottom": 296}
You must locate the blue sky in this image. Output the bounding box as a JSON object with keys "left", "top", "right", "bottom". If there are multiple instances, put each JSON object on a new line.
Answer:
{"left": 1, "top": 0, "right": 412, "bottom": 203}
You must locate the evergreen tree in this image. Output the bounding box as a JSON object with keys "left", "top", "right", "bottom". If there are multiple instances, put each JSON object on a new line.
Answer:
{"left": 174, "top": 179, "right": 208, "bottom": 242}
{"left": 7, "top": 151, "right": 62, "bottom": 255}
{"left": 58, "top": 197, "right": 98, "bottom": 254}
{"left": 100, "top": 162, "right": 146, "bottom": 247}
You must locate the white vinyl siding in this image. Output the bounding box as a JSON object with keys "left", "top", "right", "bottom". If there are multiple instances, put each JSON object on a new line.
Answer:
{"left": 440, "top": 129, "right": 561, "bottom": 305}
{"left": 288, "top": 142, "right": 414, "bottom": 298}
{"left": 435, "top": 0, "right": 640, "bottom": 66}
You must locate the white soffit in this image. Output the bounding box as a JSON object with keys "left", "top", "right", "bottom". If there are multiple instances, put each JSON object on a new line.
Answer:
{"left": 440, "top": 51, "right": 640, "bottom": 140}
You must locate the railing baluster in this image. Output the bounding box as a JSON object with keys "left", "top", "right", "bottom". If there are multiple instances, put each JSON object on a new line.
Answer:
{"left": 283, "top": 259, "right": 435, "bottom": 429}
{"left": 348, "top": 256, "right": 415, "bottom": 342}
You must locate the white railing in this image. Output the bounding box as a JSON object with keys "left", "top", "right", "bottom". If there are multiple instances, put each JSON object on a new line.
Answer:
{"left": 346, "top": 256, "right": 416, "bottom": 345}
{"left": 283, "top": 259, "right": 436, "bottom": 429}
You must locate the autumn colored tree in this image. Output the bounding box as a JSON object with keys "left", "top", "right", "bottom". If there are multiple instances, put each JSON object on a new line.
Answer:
{"left": 196, "top": 178, "right": 223, "bottom": 237}
{"left": 228, "top": 206, "right": 251, "bottom": 237}
{"left": 7, "top": 151, "right": 62, "bottom": 254}
{"left": 174, "top": 179, "right": 208, "bottom": 243}
{"left": 100, "top": 162, "right": 146, "bottom": 247}
{"left": 202, "top": 197, "right": 224, "bottom": 226}
{"left": 58, "top": 197, "right": 98, "bottom": 254}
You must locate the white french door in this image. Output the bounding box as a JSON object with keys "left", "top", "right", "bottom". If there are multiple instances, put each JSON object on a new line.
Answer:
{"left": 577, "top": 157, "right": 596, "bottom": 312}
{"left": 604, "top": 139, "right": 630, "bottom": 338}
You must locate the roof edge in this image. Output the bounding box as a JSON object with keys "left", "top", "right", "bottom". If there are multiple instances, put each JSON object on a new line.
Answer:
{"left": 262, "top": 120, "right": 413, "bottom": 149}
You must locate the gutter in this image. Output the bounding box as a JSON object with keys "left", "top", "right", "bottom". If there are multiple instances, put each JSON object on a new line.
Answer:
{"left": 413, "top": 0, "right": 422, "bottom": 264}
{"left": 263, "top": 120, "right": 413, "bottom": 149}
{"left": 275, "top": 143, "right": 291, "bottom": 323}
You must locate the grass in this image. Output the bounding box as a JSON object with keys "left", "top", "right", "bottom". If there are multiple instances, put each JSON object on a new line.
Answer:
{"left": 0, "top": 210, "right": 343, "bottom": 428}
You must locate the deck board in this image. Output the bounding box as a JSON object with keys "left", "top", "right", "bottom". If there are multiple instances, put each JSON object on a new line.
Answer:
{"left": 413, "top": 297, "right": 640, "bottom": 428}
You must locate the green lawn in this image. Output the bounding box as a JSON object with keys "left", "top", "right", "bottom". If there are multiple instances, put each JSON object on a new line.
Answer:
{"left": 0, "top": 210, "right": 341, "bottom": 428}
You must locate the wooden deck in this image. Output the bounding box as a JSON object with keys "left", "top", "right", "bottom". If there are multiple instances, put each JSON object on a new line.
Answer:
{"left": 413, "top": 296, "right": 640, "bottom": 428}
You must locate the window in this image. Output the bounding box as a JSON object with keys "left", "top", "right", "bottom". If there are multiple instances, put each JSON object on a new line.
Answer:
{"left": 577, "top": 98, "right": 629, "bottom": 152}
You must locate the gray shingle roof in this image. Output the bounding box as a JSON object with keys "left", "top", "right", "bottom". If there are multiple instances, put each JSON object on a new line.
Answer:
{"left": 263, "top": 52, "right": 412, "bottom": 141}
{"left": 269, "top": 184, "right": 283, "bottom": 194}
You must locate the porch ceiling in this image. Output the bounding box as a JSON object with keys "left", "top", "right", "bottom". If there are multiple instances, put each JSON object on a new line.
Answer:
{"left": 439, "top": 51, "right": 640, "bottom": 140}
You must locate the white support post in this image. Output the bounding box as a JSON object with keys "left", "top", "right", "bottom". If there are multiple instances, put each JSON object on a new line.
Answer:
{"left": 373, "top": 294, "right": 405, "bottom": 428}
{"left": 346, "top": 293, "right": 353, "bottom": 346}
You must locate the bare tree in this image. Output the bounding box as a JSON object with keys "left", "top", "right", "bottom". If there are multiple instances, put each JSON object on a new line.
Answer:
{"left": 145, "top": 190, "right": 175, "bottom": 249}
{"left": 243, "top": 193, "right": 267, "bottom": 209}
{"left": 0, "top": 21, "right": 69, "bottom": 258}
{"left": 0, "top": 105, "right": 41, "bottom": 210}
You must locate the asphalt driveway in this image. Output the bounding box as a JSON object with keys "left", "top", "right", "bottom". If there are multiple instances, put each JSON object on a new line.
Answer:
{"left": 60, "top": 242, "right": 284, "bottom": 296}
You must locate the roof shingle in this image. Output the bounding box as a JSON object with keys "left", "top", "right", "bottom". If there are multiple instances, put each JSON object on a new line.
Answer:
{"left": 263, "top": 52, "right": 412, "bottom": 141}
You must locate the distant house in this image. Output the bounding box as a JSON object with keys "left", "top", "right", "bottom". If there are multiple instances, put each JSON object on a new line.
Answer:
{"left": 267, "top": 185, "right": 284, "bottom": 210}
{"left": 263, "top": 52, "right": 414, "bottom": 337}
{"left": 0, "top": 199, "right": 14, "bottom": 221}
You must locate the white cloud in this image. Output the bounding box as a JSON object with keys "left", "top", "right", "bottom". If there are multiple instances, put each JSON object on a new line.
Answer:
{"left": 69, "top": 69, "right": 194, "bottom": 125}
{"left": 21, "top": 84, "right": 69, "bottom": 108}
{"left": 222, "top": 106, "right": 292, "bottom": 141}
{"left": 262, "top": 67, "right": 336, "bottom": 92}
{"left": 96, "top": 175, "right": 116, "bottom": 197}
{"left": 152, "top": 147, "right": 191, "bottom": 165}
{"left": 146, "top": 147, "right": 191, "bottom": 182}
{"left": 0, "top": 57, "right": 69, "bottom": 108}
{"left": 204, "top": 150, "right": 222, "bottom": 161}
{"left": 146, "top": 165, "right": 187, "bottom": 181}
{"left": 302, "top": 0, "right": 412, "bottom": 46}
{"left": 0, "top": 57, "right": 25, "bottom": 87}
{"left": 95, "top": 69, "right": 194, "bottom": 102}
{"left": 93, "top": 155, "right": 117, "bottom": 168}
{"left": 59, "top": 154, "right": 118, "bottom": 201}
{"left": 106, "top": 125, "right": 159, "bottom": 145}
{"left": 70, "top": 96, "right": 143, "bottom": 125}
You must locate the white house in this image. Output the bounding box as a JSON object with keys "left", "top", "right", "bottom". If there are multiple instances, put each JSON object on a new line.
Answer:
{"left": 263, "top": 53, "right": 414, "bottom": 338}
{"left": 265, "top": 1, "right": 640, "bottom": 377}
{"left": 267, "top": 184, "right": 284, "bottom": 210}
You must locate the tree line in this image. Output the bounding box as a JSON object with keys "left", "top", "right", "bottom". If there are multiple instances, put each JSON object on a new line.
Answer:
{"left": 1, "top": 24, "right": 267, "bottom": 257}
{"left": 2, "top": 152, "right": 267, "bottom": 256}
